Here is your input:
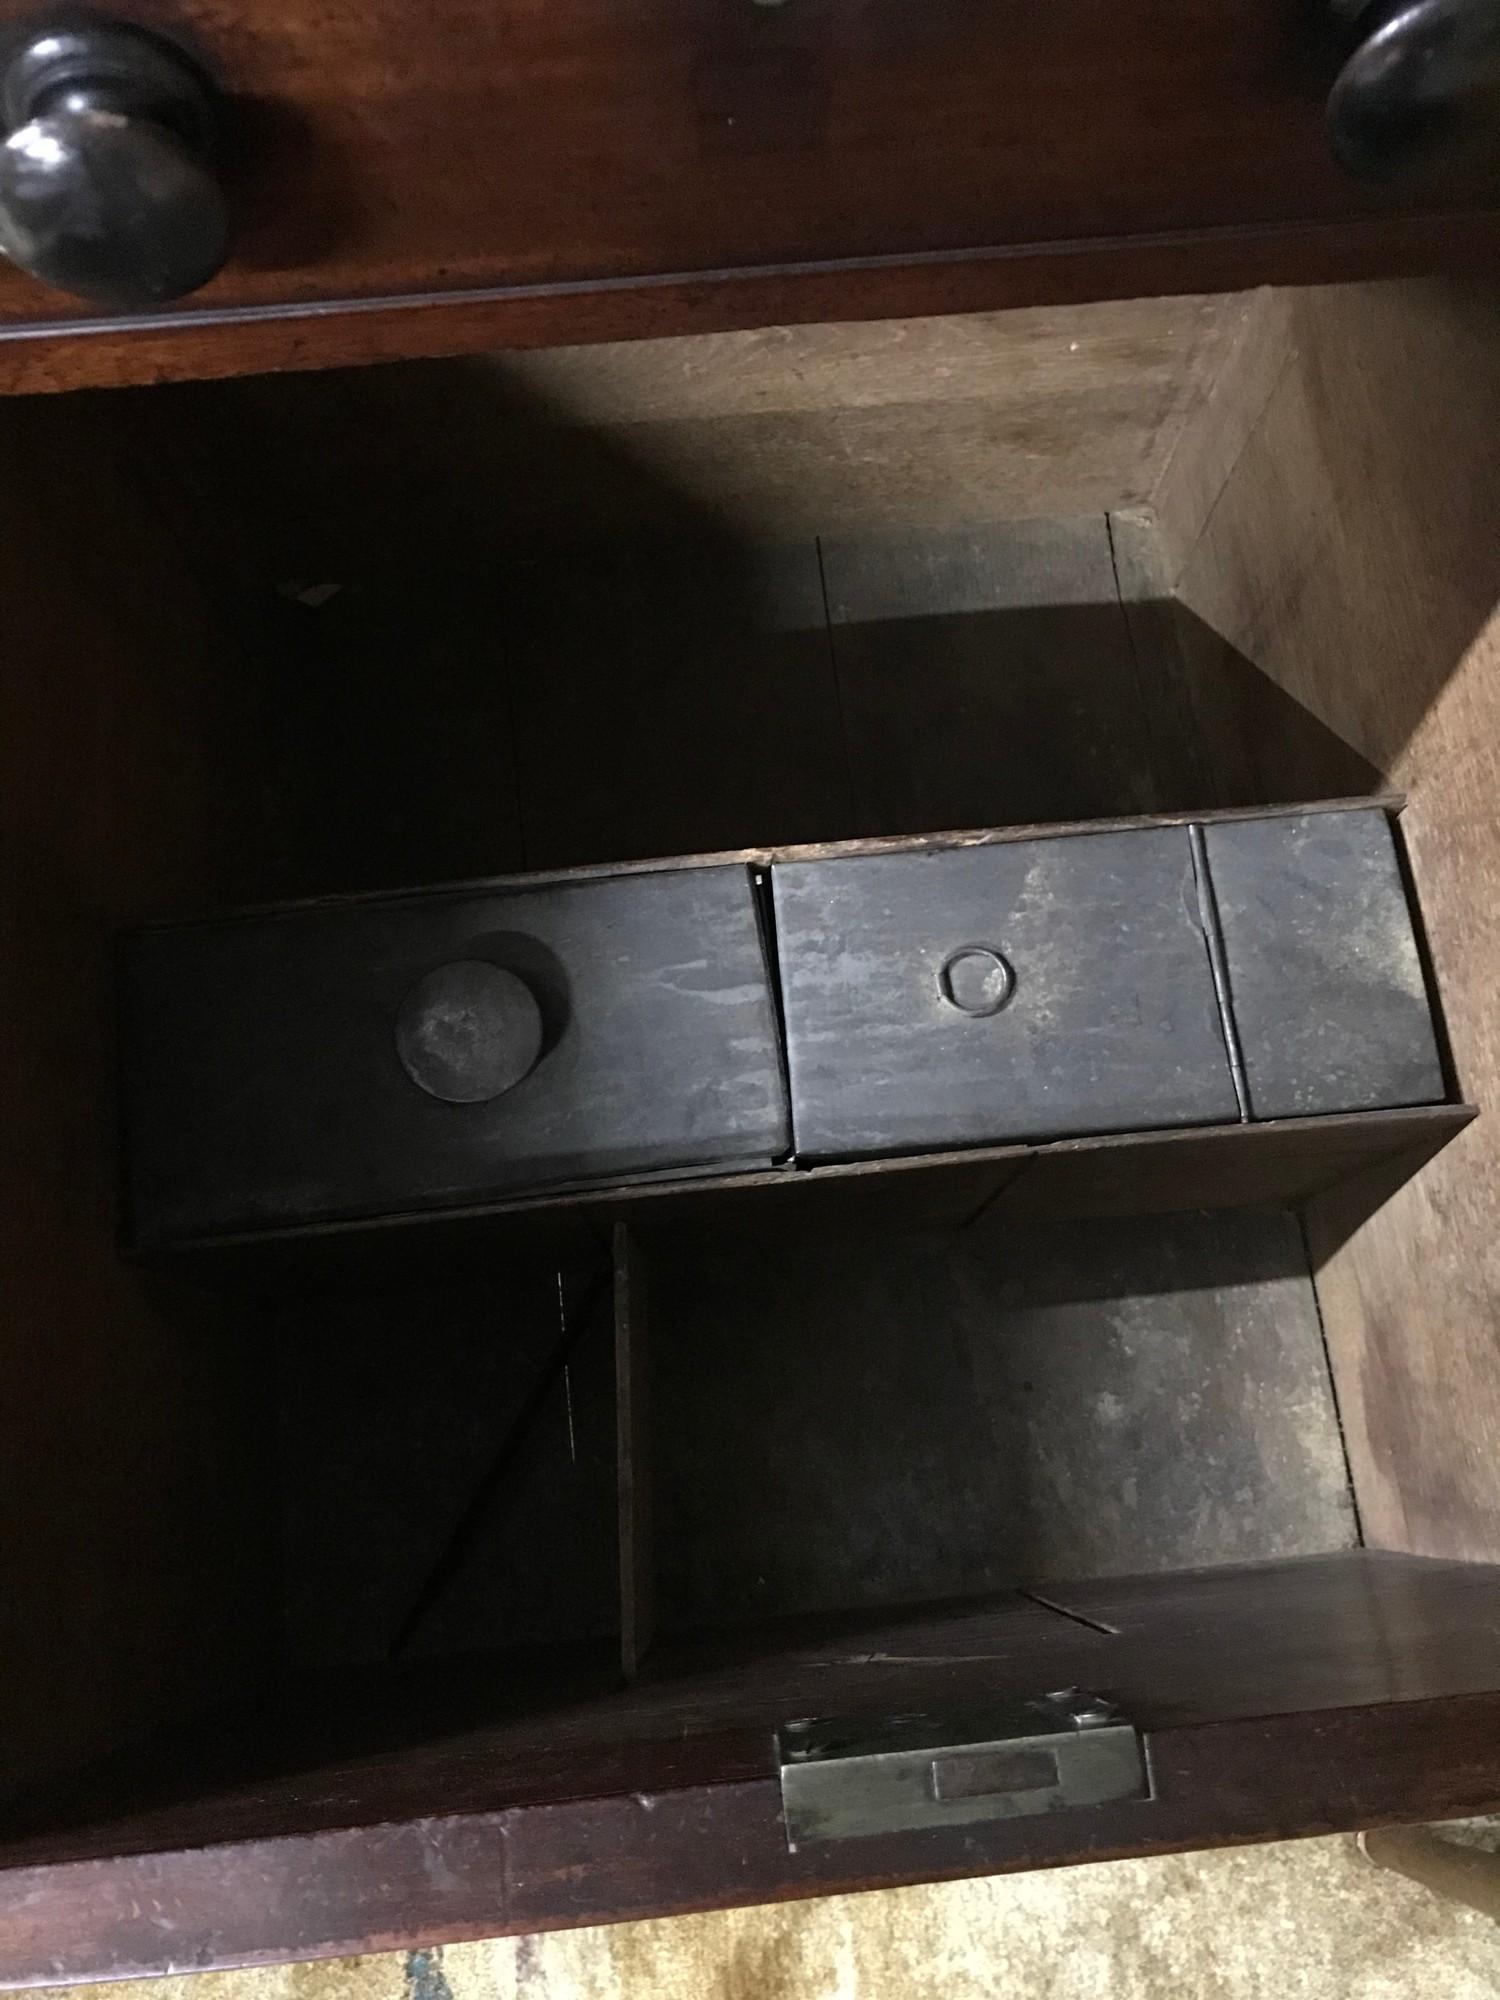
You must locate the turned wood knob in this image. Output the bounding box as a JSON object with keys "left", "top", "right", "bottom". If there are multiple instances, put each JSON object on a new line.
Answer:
{"left": 1329, "top": 0, "right": 1500, "bottom": 178}
{"left": 0, "top": 16, "right": 227, "bottom": 307}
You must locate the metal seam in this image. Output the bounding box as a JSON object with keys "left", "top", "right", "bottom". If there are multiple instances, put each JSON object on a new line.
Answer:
{"left": 1189, "top": 822, "right": 1251, "bottom": 1122}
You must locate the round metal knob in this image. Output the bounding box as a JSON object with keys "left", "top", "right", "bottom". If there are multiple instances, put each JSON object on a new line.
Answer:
{"left": 395, "top": 962, "right": 545, "bottom": 1105}
{"left": 0, "top": 18, "right": 227, "bottom": 307}
{"left": 1328, "top": 0, "right": 1500, "bottom": 179}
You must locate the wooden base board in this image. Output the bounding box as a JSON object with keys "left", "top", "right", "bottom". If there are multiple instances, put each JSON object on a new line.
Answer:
{"left": 4, "top": 1556, "right": 1500, "bottom": 1985}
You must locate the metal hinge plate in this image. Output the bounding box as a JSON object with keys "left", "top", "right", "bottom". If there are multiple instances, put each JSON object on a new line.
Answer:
{"left": 777, "top": 1689, "right": 1150, "bottom": 1849}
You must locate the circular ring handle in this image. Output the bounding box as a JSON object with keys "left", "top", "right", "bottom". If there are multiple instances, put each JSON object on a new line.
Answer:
{"left": 937, "top": 945, "right": 1015, "bottom": 1019}
{"left": 0, "top": 16, "right": 227, "bottom": 306}
{"left": 1328, "top": 0, "right": 1500, "bottom": 179}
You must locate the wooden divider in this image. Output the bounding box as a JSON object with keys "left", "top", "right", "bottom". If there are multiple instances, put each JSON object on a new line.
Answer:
{"left": 615, "top": 1224, "right": 655, "bottom": 1681}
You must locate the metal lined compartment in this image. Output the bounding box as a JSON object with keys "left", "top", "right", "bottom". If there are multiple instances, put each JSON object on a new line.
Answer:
{"left": 120, "top": 864, "right": 790, "bottom": 1246}
{"left": 1202, "top": 809, "right": 1446, "bottom": 1120}
{"left": 772, "top": 828, "right": 1241, "bottom": 1161}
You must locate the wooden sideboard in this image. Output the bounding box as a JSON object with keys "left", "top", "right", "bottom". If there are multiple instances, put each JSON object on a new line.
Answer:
{"left": 2, "top": 5, "right": 1500, "bottom": 1973}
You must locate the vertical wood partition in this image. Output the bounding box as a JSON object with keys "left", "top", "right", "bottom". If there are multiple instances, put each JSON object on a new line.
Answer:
{"left": 1166, "top": 278, "right": 1500, "bottom": 1561}
{"left": 615, "top": 1224, "right": 656, "bottom": 1681}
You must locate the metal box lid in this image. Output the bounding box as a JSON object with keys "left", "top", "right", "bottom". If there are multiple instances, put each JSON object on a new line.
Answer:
{"left": 121, "top": 863, "right": 790, "bottom": 1244}
{"left": 1202, "top": 809, "right": 1445, "bottom": 1120}
{"left": 772, "top": 828, "right": 1241, "bottom": 1160}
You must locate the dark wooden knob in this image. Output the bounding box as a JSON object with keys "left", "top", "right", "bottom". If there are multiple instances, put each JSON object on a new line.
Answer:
{"left": 1329, "top": 0, "right": 1500, "bottom": 179}
{"left": 0, "top": 17, "right": 226, "bottom": 307}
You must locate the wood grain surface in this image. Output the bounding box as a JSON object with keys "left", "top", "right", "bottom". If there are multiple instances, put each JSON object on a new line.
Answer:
{"left": 0, "top": 0, "right": 1497, "bottom": 387}
{"left": 822, "top": 517, "right": 1168, "bottom": 833}
{"left": 0, "top": 401, "right": 276, "bottom": 1803}
{"left": 1110, "top": 511, "right": 1385, "bottom": 813}
{"left": 194, "top": 515, "right": 1275, "bottom": 890}
{"left": 9, "top": 213, "right": 1500, "bottom": 394}
{"left": 2, "top": 1556, "right": 1500, "bottom": 1983}
{"left": 1146, "top": 288, "right": 1297, "bottom": 588}
{"left": 614, "top": 1225, "right": 655, "bottom": 1681}
{"left": 132, "top": 297, "right": 1239, "bottom": 552}
{"left": 1172, "top": 277, "right": 1500, "bottom": 1561}
{"left": 479, "top": 298, "right": 1242, "bottom": 541}
{"left": 504, "top": 540, "right": 850, "bottom": 869}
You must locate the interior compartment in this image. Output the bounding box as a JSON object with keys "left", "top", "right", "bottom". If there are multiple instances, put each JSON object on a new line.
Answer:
{"left": 4, "top": 276, "right": 1500, "bottom": 1972}
{"left": 638, "top": 1210, "right": 1356, "bottom": 1642}
{"left": 277, "top": 1260, "right": 618, "bottom": 1671}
